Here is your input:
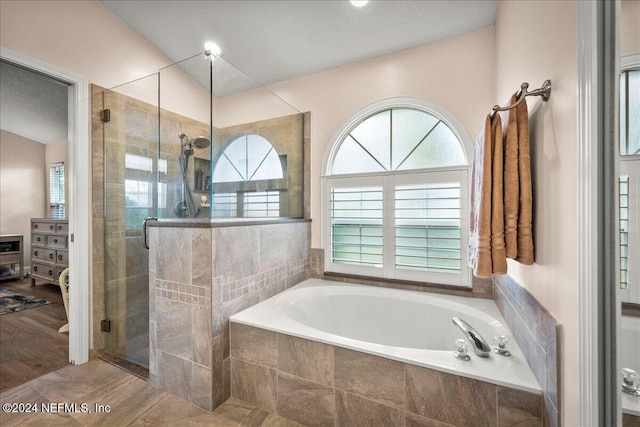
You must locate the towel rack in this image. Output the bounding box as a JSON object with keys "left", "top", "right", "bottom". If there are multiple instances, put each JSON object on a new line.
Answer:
{"left": 491, "top": 80, "right": 552, "bottom": 116}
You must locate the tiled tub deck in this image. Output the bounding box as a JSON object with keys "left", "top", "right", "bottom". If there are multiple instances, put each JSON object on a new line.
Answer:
{"left": 230, "top": 322, "right": 543, "bottom": 427}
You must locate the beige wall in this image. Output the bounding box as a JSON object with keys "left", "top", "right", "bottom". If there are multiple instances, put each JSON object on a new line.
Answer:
{"left": 215, "top": 26, "right": 496, "bottom": 247}
{"left": 0, "top": 130, "right": 47, "bottom": 269}
{"left": 496, "top": 1, "right": 578, "bottom": 425}
{"left": 0, "top": 0, "right": 209, "bottom": 122}
{"left": 621, "top": 0, "right": 640, "bottom": 56}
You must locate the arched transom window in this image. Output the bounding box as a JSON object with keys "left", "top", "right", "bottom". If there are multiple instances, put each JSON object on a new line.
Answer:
{"left": 213, "top": 134, "right": 283, "bottom": 218}
{"left": 324, "top": 99, "right": 471, "bottom": 287}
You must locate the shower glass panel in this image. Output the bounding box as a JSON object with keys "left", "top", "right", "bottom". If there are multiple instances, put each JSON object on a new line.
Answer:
{"left": 157, "top": 50, "right": 305, "bottom": 220}
{"left": 102, "top": 73, "right": 159, "bottom": 368}
{"left": 158, "top": 53, "right": 212, "bottom": 220}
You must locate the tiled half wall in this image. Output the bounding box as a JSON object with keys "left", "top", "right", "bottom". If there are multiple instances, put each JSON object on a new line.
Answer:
{"left": 493, "top": 274, "right": 562, "bottom": 427}
{"left": 148, "top": 220, "right": 310, "bottom": 411}
{"left": 230, "top": 322, "right": 543, "bottom": 426}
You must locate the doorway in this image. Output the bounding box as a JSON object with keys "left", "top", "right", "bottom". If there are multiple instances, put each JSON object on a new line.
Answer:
{"left": 0, "top": 47, "right": 91, "bottom": 368}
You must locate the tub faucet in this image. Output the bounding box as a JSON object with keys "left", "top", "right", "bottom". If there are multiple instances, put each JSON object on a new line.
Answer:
{"left": 452, "top": 317, "right": 491, "bottom": 358}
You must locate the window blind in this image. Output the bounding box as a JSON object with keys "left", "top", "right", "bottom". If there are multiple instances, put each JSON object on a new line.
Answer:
{"left": 243, "top": 191, "right": 280, "bottom": 217}
{"left": 330, "top": 186, "right": 383, "bottom": 268}
{"left": 394, "top": 182, "right": 461, "bottom": 274}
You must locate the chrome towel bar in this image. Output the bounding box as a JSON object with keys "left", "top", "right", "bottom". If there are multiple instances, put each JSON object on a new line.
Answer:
{"left": 491, "top": 80, "right": 552, "bottom": 116}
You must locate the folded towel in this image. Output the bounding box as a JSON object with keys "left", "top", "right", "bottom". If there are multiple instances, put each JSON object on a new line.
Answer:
{"left": 501, "top": 93, "right": 520, "bottom": 259}
{"left": 491, "top": 114, "right": 507, "bottom": 275}
{"left": 515, "top": 95, "right": 534, "bottom": 264}
{"left": 469, "top": 113, "right": 507, "bottom": 278}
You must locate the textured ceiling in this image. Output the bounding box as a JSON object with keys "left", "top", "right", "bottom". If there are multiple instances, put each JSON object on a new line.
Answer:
{"left": 0, "top": 1, "right": 497, "bottom": 145}
{"left": 0, "top": 60, "right": 68, "bottom": 145}
{"left": 100, "top": 0, "right": 497, "bottom": 97}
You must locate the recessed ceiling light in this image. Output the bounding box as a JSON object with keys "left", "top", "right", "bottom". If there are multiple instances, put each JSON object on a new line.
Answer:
{"left": 204, "top": 41, "right": 222, "bottom": 57}
{"left": 349, "top": 0, "right": 370, "bottom": 8}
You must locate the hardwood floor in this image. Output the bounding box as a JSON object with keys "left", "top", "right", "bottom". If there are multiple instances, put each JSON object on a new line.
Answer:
{"left": 0, "top": 277, "right": 69, "bottom": 392}
{"left": 0, "top": 360, "right": 300, "bottom": 426}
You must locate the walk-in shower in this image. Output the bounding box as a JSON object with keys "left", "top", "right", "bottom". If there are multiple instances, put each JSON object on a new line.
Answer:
{"left": 175, "top": 132, "right": 211, "bottom": 218}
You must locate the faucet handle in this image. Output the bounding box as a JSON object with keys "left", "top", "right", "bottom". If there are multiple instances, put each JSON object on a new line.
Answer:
{"left": 493, "top": 335, "right": 511, "bottom": 356}
{"left": 621, "top": 368, "right": 640, "bottom": 396}
{"left": 453, "top": 339, "right": 471, "bottom": 361}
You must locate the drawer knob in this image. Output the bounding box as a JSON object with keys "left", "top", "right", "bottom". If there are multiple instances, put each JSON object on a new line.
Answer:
{"left": 49, "top": 253, "right": 54, "bottom": 259}
{"left": 34, "top": 224, "right": 38, "bottom": 229}
{"left": 34, "top": 250, "right": 38, "bottom": 256}
{"left": 54, "top": 239, "right": 58, "bottom": 244}
{"left": 48, "top": 270, "right": 53, "bottom": 275}
{"left": 49, "top": 225, "right": 54, "bottom": 230}
{"left": 34, "top": 266, "right": 38, "bottom": 272}
{"left": 58, "top": 255, "right": 62, "bottom": 261}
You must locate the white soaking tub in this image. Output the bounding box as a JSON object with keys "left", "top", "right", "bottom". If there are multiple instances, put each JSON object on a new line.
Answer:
{"left": 230, "top": 278, "right": 541, "bottom": 394}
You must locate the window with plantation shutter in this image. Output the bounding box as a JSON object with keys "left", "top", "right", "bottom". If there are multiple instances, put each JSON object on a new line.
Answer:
{"left": 324, "top": 99, "right": 471, "bottom": 287}
{"left": 243, "top": 191, "right": 280, "bottom": 217}
{"left": 49, "top": 163, "right": 65, "bottom": 218}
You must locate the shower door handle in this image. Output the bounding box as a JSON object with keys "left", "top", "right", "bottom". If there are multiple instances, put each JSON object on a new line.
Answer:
{"left": 142, "top": 217, "right": 157, "bottom": 250}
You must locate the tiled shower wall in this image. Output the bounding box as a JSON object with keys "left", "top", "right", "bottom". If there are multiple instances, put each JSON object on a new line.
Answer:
{"left": 148, "top": 220, "right": 310, "bottom": 411}
{"left": 494, "top": 274, "right": 562, "bottom": 427}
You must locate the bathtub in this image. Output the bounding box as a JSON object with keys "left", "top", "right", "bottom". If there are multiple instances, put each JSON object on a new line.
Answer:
{"left": 230, "top": 278, "right": 541, "bottom": 394}
{"left": 621, "top": 315, "right": 640, "bottom": 417}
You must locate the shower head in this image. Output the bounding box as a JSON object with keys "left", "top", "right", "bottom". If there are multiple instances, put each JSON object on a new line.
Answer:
{"left": 192, "top": 136, "right": 210, "bottom": 149}
{"left": 178, "top": 133, "right": 210, "bottom": 150}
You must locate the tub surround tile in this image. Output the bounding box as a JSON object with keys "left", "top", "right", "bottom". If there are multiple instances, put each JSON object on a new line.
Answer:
{"left": 405, "top": 412, "right": 455, "bottom": 427}
{"left": 623, "top": 413, "right": 640, "bottom": 427}
{"left": 334, "top": 347, "right": 405, "bottom": 409}
{"left": 276, "top": 372, "right": 335, "bottom": 427}
{"left": 497, "top": 387, "right": 543, "bottom": 427}
{"left": 335, "top": 390, "right": 404, "bottom": 427}
{"left": 230, "top": 358, "right": 277, "bottom": 413}
{"left": 230, "top": 323, "right": 277, "bottom": 368}
{"left": 231, "top": 324, "right": 542, "bottom": 427}
{"left": 494, "top": 274, "right": 560, "bottom": 427}
{"left": 277, "top": 334, "right": 333, "bottom": 387}
{"left": 405, "top": 364, "right": 497, "bottom": 426}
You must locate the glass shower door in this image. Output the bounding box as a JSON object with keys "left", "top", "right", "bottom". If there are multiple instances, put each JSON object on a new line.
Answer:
{"left": 101, "top": 73, "right": 159, "bottom": 368}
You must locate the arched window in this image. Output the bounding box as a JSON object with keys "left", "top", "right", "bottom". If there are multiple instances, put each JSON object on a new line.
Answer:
{"left": 213, "top": 134, "right": 284, "bottom": 217}
{"left": 213, "top": 134, "right": 283, "bottom": 182}
{"left": 323, "top": 98, "right": 472, "bottom": 286}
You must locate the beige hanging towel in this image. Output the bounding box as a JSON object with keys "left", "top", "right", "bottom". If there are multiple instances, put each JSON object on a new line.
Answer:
{"left": 469, "top": 114, "right": 507, "bottom": 278}
{"left": 501, "top": 93, "right": 520, "bottom": 259}
{"left": 515, "top": 95, "right": 534, "bottom": 264}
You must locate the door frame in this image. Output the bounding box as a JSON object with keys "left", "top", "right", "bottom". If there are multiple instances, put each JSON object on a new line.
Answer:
{"left": 1, "top": 47, "right": 91, "bottom": 365}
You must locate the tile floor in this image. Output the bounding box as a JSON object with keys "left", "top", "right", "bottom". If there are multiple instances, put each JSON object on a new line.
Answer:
{"left": 0, "top": 359, "right": 300, "bottom": 426}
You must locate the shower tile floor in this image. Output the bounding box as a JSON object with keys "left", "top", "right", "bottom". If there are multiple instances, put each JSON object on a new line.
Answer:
{"left": 0, "top": 359, "right": 300, "bottom": 426}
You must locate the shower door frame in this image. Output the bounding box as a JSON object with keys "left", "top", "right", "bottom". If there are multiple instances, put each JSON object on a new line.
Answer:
{"left": 0, "top": 47, "right": 91, "bottom": 366}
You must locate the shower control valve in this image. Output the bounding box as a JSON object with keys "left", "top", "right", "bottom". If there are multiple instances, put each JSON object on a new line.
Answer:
{"left": 453, "top": 339, "right": 471, "bottom": 361}
{"left": 493, "top": 335, "right": 511, "bottom": 356}
{"left": 622, "top": 368, "right": 640, "bottom": 396}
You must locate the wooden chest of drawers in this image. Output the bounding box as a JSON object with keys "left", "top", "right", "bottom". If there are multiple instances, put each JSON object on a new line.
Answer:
{"left": 30, "top": 218, "right": 68, "bottom": 286}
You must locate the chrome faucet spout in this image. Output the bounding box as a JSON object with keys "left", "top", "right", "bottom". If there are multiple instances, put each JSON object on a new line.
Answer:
{"left": 452, "top": 317, "right": 491, "bottom": 358}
